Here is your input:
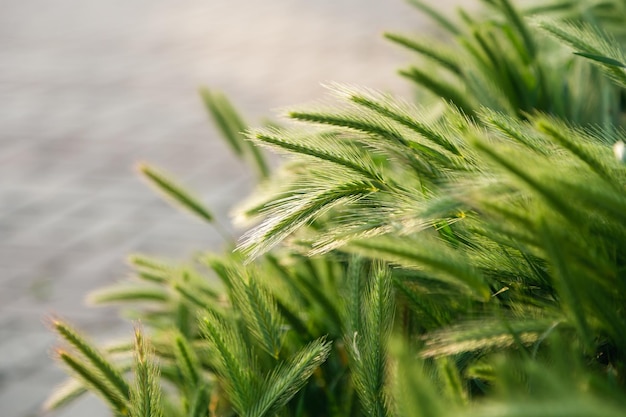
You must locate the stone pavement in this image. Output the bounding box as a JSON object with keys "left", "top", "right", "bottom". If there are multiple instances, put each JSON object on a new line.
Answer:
{"left": 0, "top": 0, "right": 466, "bottom": 415}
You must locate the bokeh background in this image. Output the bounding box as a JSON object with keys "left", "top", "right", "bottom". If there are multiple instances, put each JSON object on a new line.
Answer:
{"left": 0, "top": 0, "right": 467, "bottom": 415}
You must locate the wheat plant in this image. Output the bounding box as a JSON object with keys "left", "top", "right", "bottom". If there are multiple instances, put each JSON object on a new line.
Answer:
{"left": 47, "top": 1, "right": 626, "bottom": 416}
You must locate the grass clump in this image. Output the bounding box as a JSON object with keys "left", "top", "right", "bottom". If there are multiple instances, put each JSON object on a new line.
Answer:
{"left": 47, "top": 1, "right": 626, "bottom": 416}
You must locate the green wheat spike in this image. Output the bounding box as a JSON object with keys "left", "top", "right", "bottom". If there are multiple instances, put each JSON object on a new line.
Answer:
{"left": 200, "top": 87, "right": 269, "bottom": 178}
{"left": 173, "top": 283, "right": 222, "bottom": 317}
{"left": 246, "top": 338, "right": 332, "bottom": 417}
{"left": 288, "top": 110, "right": 410, "bottom": 147}
{"left": 478, "top": 108, "right": 551, "bottom": 155}
{"left": 220, "top": 99, "right": 271, "bottom": 179}
{"left": 128, "top": 254, "right": 175, "bottom": 274}
{"left": 537, "top": 19, "right": 626, "bottom": 88}
{"left": 535, "top": 117, "right": 619, "bottom": 188}
{"left": 470, "top": 140, "right": 578, "bottom": 222}
{"left": 187, "top": 383, "right": 211, "bottom": 417}
{"left": 574, "top": 51, "right": 625, "bottom": 68}
{"left": 435, "top": 356, "right": 467, "bottom": 405}
{"left": 399, "top": 67, "right": 476, "bottom": 117}
{"left": 233, "top": 270, "right": 284, "bottom": 359}
{"left": 44, "top": 378, "right": 88, "bottom": 411}
{"left": 87, "top": 284, "right": 170, "bottom": 305}
{"left": 407, "top": 0, "right": 461, "bottom": 35}
{"left": 53, "top": 320, "right": 130, "bottom": 401}
{"left": 238, "top": 181, "right": 376, "bottom": 260}
{"left": 347, "top": 264, "right": 393, "bottom": 417}
{"left": 129, "top": 328, "right": 164, "bottom": 417}
{"left": 344, "top": 255, "right": 366, "bottom": 334}
{"left": 494, "top": 0, "right": 537, "bottom": 59}
{"left": 348, "top": 237, "right": 491, "bottom": 301}
{"left": 250, "top": 129, "right": 381, "bottom": 181}
{"left": 135, "top": 270, "right": 169, "bottom": 284}
{"left": 57, "top": 350, "right": 128, "bottom": 414}
{"left": 340, "top": 87, "right": 462, "bottom": 156}
{"left": 199, "top": 88, "right": 245, "bottom": 156}
{"left": 200, "top": 313, "right": 254, "bottom": 413}
{"left": 174, "top": 333, "right": 200, "bottom": 387}
{"left": 384, "top": 33, "right": 462, "bottom": 75}
{"left": 390, "top": 338, "right": 446, "bottom": 417}
{"left": 421, "top": 317, "right": 565, "bottom": 357}
{"left": 138, "top": 163, "right": 215, "bottom": 224}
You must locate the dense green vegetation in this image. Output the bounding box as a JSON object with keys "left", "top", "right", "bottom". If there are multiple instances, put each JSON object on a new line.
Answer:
{"left": 47, "top": 1, "right": 626, "bottom": 416}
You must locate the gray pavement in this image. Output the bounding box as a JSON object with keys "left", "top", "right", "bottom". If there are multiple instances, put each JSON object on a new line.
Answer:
{"left": 0, "top": 0, "right": 465, "bottom": 415}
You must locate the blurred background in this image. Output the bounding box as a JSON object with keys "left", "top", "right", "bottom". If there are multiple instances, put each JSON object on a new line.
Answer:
{"left": 0, "top": 0, "right": 466, "bottom": 415}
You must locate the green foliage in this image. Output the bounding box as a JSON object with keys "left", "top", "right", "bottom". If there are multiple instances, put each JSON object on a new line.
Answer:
{"left": 47, "top": 1, "right": 626, "bottom": 417}
{"left": 387, "top": 0, "right": 626, "bottom": 124}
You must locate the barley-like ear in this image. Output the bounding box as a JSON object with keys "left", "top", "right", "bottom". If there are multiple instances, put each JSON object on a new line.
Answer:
{"left": 345, "top": 263, "right": 394, "bottom": 417}
{"left": 199, "top": 87, "right": 269, "bottom": 178}
{"left": 247, "top": 337, "right": 332, "bottom": 417}
{"left": 128, "top": 327, "right": 164, "bottom": 417}
{"left": 43, "top": 378, "right": 87, "bottom": 412}
{"left": 229, "top": 268, "right": 285, "bottom": 359}
{"left": 537, "top": 19, "right": 626, "bottom": 88}
{"left": 407, "top": 0, "right": 461, "bottom": 35}
{"left": 56, "top": 349, "right": 128, "bottom": 414}
{"left": 138, "top": 163, "right": 212, "bottom": 223}
{"left": 200, "top": 312, "right": 257, "bottom": 414}
{"left": 51, "top": 320, "right": 130, "bottom": 402}
{"left": 173, "top": 332, "right": 201, "bottom": 388}
{"left": 138, "top": 163, "right": 232, "bottom": 241}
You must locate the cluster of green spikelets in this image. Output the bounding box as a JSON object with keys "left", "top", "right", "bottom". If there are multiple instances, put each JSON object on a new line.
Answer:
{"left": 48, "top": 1, "right": 626, "bottom": 416}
